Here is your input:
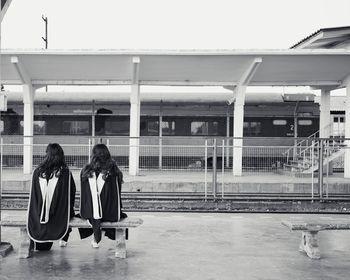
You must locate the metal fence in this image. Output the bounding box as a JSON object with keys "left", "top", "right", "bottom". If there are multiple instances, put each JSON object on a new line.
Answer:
{"left": 0, "top": 136, "right": 349, "bottom": 200}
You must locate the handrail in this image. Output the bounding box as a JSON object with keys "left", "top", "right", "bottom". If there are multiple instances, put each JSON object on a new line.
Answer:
{"left": 283, "top": 122, "right": 333, "bottom": 163}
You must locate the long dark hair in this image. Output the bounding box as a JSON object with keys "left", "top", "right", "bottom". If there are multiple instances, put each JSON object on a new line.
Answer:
{"left": 82, "top": 144, "right": 122, "bottom": 180}
{"left": 37, "top": 143, "right": 67, "bottom": 179}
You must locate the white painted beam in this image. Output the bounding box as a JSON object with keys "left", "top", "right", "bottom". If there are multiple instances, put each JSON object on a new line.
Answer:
{"left": 22, "top": 84, "right": 35, "bottom": 174}
{"left": 231, "top": 58, "right": 262, "bottom": 176}
{"left": 227, "top": 58, "right": 262, "bottom": 105}
{"left": 11, "top": 56, "right": 31, "bottom": 84}
{"left": 0, "top": 0, "right": 12, "bottom": 22}
{"left": 129, "top": 57, "right": 141, "bottom": 176}
{"left": 344, "top": 78, "right": 350, "bottom": 178}
{"left": 319, "top": 88, "right": 331, "bottom": 138}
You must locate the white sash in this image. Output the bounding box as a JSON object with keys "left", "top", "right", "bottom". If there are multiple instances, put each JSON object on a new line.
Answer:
{"left": 39, "top": 176, "right": 59, "bottom": 224}
{"left": 88, "top": 173, "right": 105, "bottom": 219}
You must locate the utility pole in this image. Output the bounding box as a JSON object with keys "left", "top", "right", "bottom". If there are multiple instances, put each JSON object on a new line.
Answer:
{"left": 42, "top": 15, "right": 48, "bottom": 92}
{"left": 42, "top": 15, "right": 48, "bottom": 49}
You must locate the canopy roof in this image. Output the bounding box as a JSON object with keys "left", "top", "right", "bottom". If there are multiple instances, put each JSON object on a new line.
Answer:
{"left": 291, "top": 26, "right": 350, "bottom": 49}
{"left": 1, "top": 49, "right": 350, "bottom": 88}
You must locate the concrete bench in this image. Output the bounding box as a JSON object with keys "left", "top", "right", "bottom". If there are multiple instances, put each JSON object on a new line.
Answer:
{"left": 282, "top": 220, "right": 350, "bottom": 259}
{"left": 0, "top": 216, "right": 143, "bottom": 259}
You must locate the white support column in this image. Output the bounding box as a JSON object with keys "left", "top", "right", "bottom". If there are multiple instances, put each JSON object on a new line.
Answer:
{"left": 228, "top": 57, "right": 262, "bottom": 176}
{"left": 344, "top": 80, "right": 350, "bottom": 178}
{"left": 319, "top": 88, "right": 331, "bottom": 138}
{"left": 233, "top": 86, "right": 246, "bottom": 176}
{"left": 129, "top": 57, "right": 140, "bottom": 176}
{"left": 11, "top": 56, "right": 34, "bottom": 175}
{"left": 23, "top": 84, "right": 35, "bottom": 174}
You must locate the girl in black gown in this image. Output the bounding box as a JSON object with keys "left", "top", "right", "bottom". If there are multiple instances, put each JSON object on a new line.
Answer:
{"left": 79, "top": 143, "right": 127, "bottom": 248}
{"left": 27, "top": 143, "right": 76, "bottom": 251}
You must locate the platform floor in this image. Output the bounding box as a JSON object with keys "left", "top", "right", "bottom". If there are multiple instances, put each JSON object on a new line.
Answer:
{"left": 3, "top": 168, "right": 350, "bottom": 184}
{"left": 2, "top": 168, "right": 350, "bottom": 194}
{"left": 1, "top": 211, "right": 350, "bottom": 280}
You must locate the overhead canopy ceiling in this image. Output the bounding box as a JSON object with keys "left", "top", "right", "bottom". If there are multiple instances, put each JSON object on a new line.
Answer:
{"left": 1, "top": 49, "right": 350, "bottom": 88}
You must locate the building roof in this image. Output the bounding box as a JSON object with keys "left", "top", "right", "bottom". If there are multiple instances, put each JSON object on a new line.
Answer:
{"left": 291, "top": 26, "right": 350, "bottom": 49}
{"left": 2, "top": 49, "right": 350, "bottom": 88}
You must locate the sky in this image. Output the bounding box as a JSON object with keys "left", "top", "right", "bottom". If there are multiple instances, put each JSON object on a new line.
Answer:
{"left": 2, "top": 0, "right": 350, "bottom": 50}
{"left": 1, "top": 0, "right": 349, "bottom": 94}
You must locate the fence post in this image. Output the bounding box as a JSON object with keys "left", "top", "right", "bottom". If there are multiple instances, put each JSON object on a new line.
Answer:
{"left": 212, "top": 138, "right": 217, "bottom": 199}
{"left": 318, "top": 139, "right": 324, "bottom": 200}
{"left": 325, "top": 139, "right": 329, "bottom": 198}
{"left": 88, "top": 138, "right": 92, "bottom": 162}
{"left": 222, "top": 139, "right": 225, "bottom": 198}
{"left": 159, "top": 137, "right": 162, "bottom": 170}
{"left": 311, "top": 140, "right": 314, "bottom": 201}
{"left": 0, "top": 137, "right": 2, "bottom": 243}
{"left": 204, "top": 139, "right": 208, "bottom": 201}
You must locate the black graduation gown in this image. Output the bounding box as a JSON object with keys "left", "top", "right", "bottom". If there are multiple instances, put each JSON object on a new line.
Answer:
{"left": 27, "top": 168, "right": 76, "bottom": 243}
{"left": 79, "top": 170, "right": 123, "bottom": 242}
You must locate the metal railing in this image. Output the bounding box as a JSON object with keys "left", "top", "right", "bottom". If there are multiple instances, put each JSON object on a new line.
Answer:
{"left": 0, "top": 136, "right": 349, "bottom": 200}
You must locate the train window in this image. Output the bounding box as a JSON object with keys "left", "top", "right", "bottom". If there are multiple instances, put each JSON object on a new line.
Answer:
{"left": 298, "top": 120, "right": 312, "bottom": 126}
{"left": 273, "top": 120, "right": 287, "bottom": 125}
{"left": 243, "top": 121, "right": 261, "bottom": 136}
{"left": 34, "top": 121, "right": 46, "bottom": 135}
{"left": 141, "top": 120, "right": 159, "bottom": 136}
{"left": 20, "top": 120, "right": 46, "bottom": 135}
{"left": 62, "top": 121, "right": 89, "bottom": 135}
{"left": 105, "top": 120, "right": 129, "bottom": 135}
{"left": 162, "top": 121, "right": 175, "bottom": 136}
{"left": 191, "top": 121, "right": 218, "bottom": 136}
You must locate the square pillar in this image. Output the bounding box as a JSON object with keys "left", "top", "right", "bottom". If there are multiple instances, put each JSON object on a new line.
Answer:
{"left": 23, "top": 84, "right": 35, "bottom": 174}
{"left": 129, "top": 84, "right": 140, "bottom": 176}
{"left": 233, "top": 86, "right": 246, "bottom": 176}
{"left": 344, "top": 82, "right": 350, "bottom": 178}
{"left": 319, "top": 88, "right": 331, "bottom": 138}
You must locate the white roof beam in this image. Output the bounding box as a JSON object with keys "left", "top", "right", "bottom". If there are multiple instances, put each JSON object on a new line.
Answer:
{"left": 0, "top": 0, "right": 12, "bottom": 22}
{"left": 132, "top": 56, "right": 140, "bottom": 84}
{"left": 11, "top": 56, "right": 31, "bottom": 84}
{"left": 227, "top": 57, "right": 262, "bottom": 104}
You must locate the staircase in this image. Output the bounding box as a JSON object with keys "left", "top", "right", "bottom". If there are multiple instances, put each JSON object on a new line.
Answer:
{"left": 281, "top": 127, "right": 346, "bottom": 175}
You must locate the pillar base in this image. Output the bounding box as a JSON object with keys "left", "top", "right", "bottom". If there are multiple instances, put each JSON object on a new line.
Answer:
{"left": 0, "top": 242, "right": 13, "bottom": 257}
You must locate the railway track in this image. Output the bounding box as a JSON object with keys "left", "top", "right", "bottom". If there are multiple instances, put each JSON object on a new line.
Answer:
{"left": 2, "top": 192, "right": 350, "bottom": 201}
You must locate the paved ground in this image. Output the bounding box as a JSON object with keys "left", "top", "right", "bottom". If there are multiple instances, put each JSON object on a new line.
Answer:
{"left": 3, "top": 168, "right": 350, "bottom": 184}
{"left": 3, "top": 169, "right": 350, "bottom": 194}
{"left": 1, "top": 211, "right": 350, "bottom": 280}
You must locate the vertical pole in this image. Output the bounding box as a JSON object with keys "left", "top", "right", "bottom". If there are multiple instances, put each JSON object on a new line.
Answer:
{"left": 91, "top": 100, "right": 95, "bottom": 146}
{"left": 23, "top": 85, "right": 34, "bottom": 174}
{"left": 311, "top": 141, "right": 314, "bottom": 201}
{"left": 226, "top": 107, "right": 230, "bottom": 168}
{"left": 0, "top": 126, "right": 2, "bottom": 243}
{"left": 159, "top": 102, "right": 163, "bottom": 170}
{"left": 233, "top": 86, "right": 246, "bottom": 176}
{"left": 129, "top": 57, "right": 140, "bottom": 176}
{"left": 204, "top": 139, "right": 208, "bottom": 201}
{"left": 325, "top": 140, "right": 329, "bottom": 198}
{"left": 344, "top": 80, "right": 350, "bottom": 178}
{"left": 318, "top": 140, "right": 324, "bottom": 200}
{"left": 212, "top": 139, "right": 217, "bottom": 199}
{"left": 319, "top": 89, "right": 331, "bottom": 138}
{"left": 222, "top": 139, "right": 225, "bottom": 198}
{"left": 88, "top": 138, "right": 91, "bottom": 162}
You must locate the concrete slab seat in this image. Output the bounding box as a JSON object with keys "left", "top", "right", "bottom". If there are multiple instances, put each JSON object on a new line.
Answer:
{"left": 0, "top": 216, "right": 143, "bottom": 259}
{"left": 282, "top": 220, "right": 350, "bottom": 259}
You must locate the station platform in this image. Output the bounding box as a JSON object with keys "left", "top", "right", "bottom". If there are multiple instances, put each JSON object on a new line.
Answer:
{"left": 2, "top": 169, "right": 350, "bottom": 194}
{"left": 1, "top": 210, "right": 350, "bottom": 280}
